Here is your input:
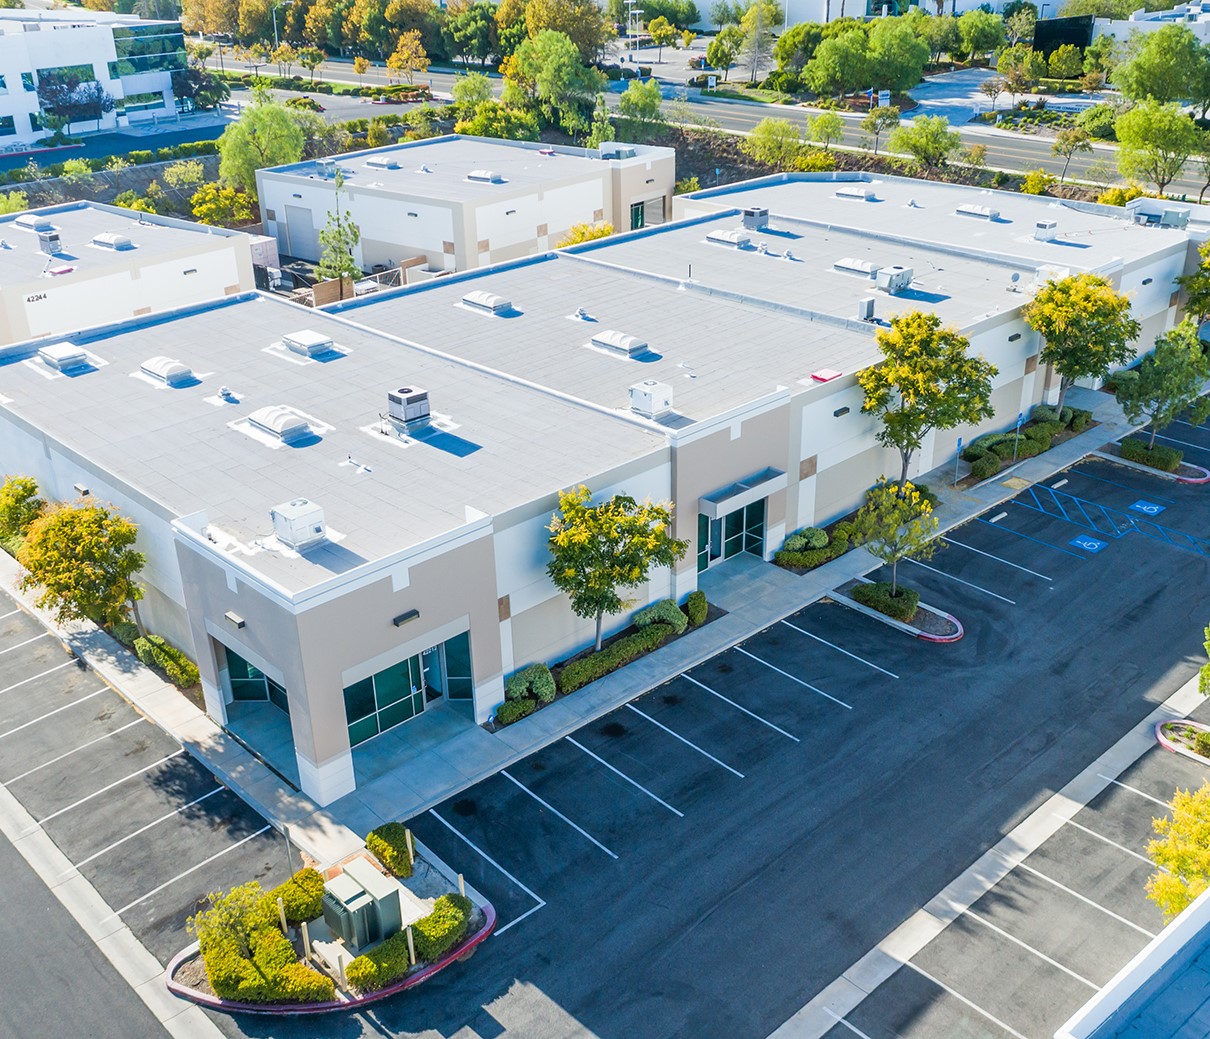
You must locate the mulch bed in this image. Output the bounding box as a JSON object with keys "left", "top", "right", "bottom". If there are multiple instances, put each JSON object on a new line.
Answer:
{"left": 837, "top": 578, "right": 958, "bottom": 638}
{"left": 952, "top": 422, "right": 1099, "bottom": 490}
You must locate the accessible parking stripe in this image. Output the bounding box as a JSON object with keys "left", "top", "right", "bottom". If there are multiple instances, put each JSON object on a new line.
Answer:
{"left": 500, "top": 770, "right": 619, "bottom": 859}
{"left": 565, "top": 736, "right": 684, "bottom": 815}
{"left": 778, "top": 620, "right": 899, "bottom": 678}
{"left": 626, "top": 704, "right": 746, "bottom": 777}
{"left": 0, "top": 688, "right": 107, "bottom": 740}
{"left": 680, "top": 673, "right": 800, "bottom": 741}
{"left": 941, "top": 536, "right": 1052, "bottom": 581}
{"left": 735, "top": 647, "right": 852, "bottom": 709}
{"left": 905, "top": 558, "right": 1016, "bottom": 604}
{"left": 73, "top": 787, "right": 226, "bottom": 868}
{"left": 37, "top": 749, "right": 185, "bottom": 823}
{"left": 974, "top": 516, "right": 1088, "bottom": 558}
{"left": 5, "top": 718, "right": 144, "bottom": 784}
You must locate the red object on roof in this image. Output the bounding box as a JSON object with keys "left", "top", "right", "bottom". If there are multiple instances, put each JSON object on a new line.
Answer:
{"left": 811, "top": 368, "right": 842, "bottom": 382}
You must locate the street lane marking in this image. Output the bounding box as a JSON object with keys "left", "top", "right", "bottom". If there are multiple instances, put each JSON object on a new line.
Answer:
{"left": 824, "top": 1010, "right": 875, "bottom": 1039}
{"left": 74, "top": 787, "right": 225, "bottom": 868}
{"left": 500, "top": 769, "right": 618, "bottom": 859}
{"left": 38, "top": 749, "right": 184, "bottom": 823}
{"left": 962, "top": 908, "right": 1099, "bottom": 990}
{"left": 735, "top": 647, "right": 853, "bottom": 709}
{"left": 1096, "top": 773, "right": 1171, "bottom": 809}
{"left": 779, "top": 620, "right": 899, "bottom": 678}
{"left": 975, "top": 516, "right": 1087, "bottom": 558}
{"left": 0, "top": 688, "right": 107, "bottom": 740}
{"left": 5, "top": 718, "right": 144, "bottom": 783}
{"left": 680, "top": 673, "right": 801, "bottom": 741}
{"left": 1012, "top": 861, "right": 1156, "bottom": 938}
{"left": 0, "top": 632, "right": 51, "bottom": 656}
{"left": 0, "top": 660, "right": 74, "bottom": 697}
{"left": 905, "top": 558, "right": 1016, "bottom": 604}
{"left": 1059, "top": 816, "right": 1159, "bottom": 868}
{"left": 941, "top": 537, "right": 1052, "bottom": 581}
{"left": 110, "top": 824, "right": 272, "bottom": 918}
{"left": 627, "top": 703, "right": 746, "bottom": 777}
{"left": 903, "top": 961, "right": 1030, "bottom": 1039}
{"left": 566, "top": 736, "right": 684, "bottom": 815}
{"left": 429, "top": 809, "right": 546, "bottom": 938}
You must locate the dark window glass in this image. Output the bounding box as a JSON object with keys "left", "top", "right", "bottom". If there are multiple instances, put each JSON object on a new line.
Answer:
{"left": 343, "top": 678, "right": 375, "bottom": 722}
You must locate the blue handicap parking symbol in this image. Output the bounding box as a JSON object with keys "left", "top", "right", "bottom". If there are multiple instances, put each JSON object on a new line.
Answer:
{"left": 1129, "top": 500, "right": 1166, "bottom": 516}
{"left": 1070, "top": 535, "right": 1108, "bottom": 553}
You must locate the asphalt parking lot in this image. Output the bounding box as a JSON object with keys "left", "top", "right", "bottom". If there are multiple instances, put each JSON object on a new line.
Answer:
{"left": 205, "top": 454, "right": 1210, "bottom": 1039}
{"left": 0, "top": 589, "right": 292, "bottom": 966}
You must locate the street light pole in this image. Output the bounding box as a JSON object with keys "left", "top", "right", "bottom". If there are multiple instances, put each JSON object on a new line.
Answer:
{"left": 272, "top": 0, "right": 293, "bottom": 50}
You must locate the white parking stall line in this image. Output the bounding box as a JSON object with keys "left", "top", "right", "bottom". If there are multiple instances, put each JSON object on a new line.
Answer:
{"left": 566, "top": 736, "right": 684, "bottom": 816}
{"left": 429, "top": 809, "right": 546, "bottom": 938}
{"left": 1096, "top": 773, "right": 1172, "bottom": 809}
{"left": 75, "top": 787, "right": 225, "bottom": 868}
{"left": 903, "top": 961, "right": 1030, "bottom": 1039}
{"left": 1012, "top": 861, "right": 1156, "bottom": 938}
{"left": 0, "top": 660, "right": 74, "bottom": 697}
{"left": 500, "top": 769, "right": 619, "bottom": 859}
{"left": 0, "top": 631, "right": 51, "bottom": 656}
{"left": 0, "top": 688, "right": 107, "bottom": 741}
{"left": 962, "top": 908, "right": 1099, "bottom": 990}
{"left": 905, "top": 558, "right": 1016, "bottom": 604}
{"left": 1059, "top": 816, "right": 1160, "bottom": 869}
{"left": 941, "top": 537, "right": 1052, "bottom": 581}
{"left": 109, "top": 824, "right": 272, "bottom": 919}
{"left": 38, "top": 750, "right": 184, "bottom": 824}
{"left": 680, "top": 673, "right": 800, "bottom": 742}
{"left": 0, "top": 608, "right": 22, "bottom": 620}
{"left": 1153, "top": 431, "right": 1210, "bottom": 452}
{"left": 735, "top": 647, "right": 853, "bottom": 710}
{"left": 626, "top": 704, "right": 746, "bottom": 778}
{"left": 5, "top": 718, "right": 144, "bottom": 784}
{"left": 824, "top": 1009, "right": 876, "bottom": 1039}
{"left": 779, "top": 620, "right": 899, "bottom": 679}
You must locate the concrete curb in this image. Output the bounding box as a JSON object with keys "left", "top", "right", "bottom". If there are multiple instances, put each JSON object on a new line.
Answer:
{"left": 828, "top": 580, "right": 964, "bottom": 644}
{"left": 1155, "top": 720, "right": 1210, "bottom": 768}
{"left": 1090, "top": 448, "right": 1210, "bottom": 485}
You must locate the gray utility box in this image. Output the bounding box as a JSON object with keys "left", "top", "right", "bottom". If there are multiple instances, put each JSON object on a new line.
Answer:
{"left": 321, "top": 858, "right": 404, "bottom": 954}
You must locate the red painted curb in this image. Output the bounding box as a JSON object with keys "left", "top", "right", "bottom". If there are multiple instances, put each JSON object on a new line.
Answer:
{"left": 1155, "top": 720, "right": 1210, "bottom": 765}
{"left": 1176, "top": 464, "right": 1210, "bottom": 485}
{"left": 916, "top": 611, "right": 964, "bottom": 643}
{"left": 164, "top": 899, "right": 497, "bottom": 1015}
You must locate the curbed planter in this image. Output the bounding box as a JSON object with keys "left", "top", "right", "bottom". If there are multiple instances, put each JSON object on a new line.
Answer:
{"left": 831, "top": 578, "right": 963, "bottom": 643}
{"left": 1155, "top": 720, "right": 1210, "bottom": 767}
{"left": 165, "top": 900, "right": 496, "bottom": 1016}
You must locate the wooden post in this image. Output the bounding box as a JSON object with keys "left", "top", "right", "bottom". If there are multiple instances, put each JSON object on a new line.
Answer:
{"left": 405, "top": 827, "right": 414, "bottom": 866}
{"left": 458, "top": 873, "right": 465, "bottom": 898}
{"left": 277, "top": 896, "right": 288, "bottom": 934}
{"left": 337, "top": 953, "right": 347, "bottom": 988}
{"left": 301, "top": 919, "right": 311, "bottom": 960}
{"left": 406, "top": 925, "right": 416, "bottom": 966}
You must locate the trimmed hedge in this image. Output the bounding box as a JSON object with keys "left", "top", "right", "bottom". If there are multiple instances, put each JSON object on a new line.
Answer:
{"left": 634, "top": 598, "right": 688, "bottom": 636}
{"left": 558, "top": 622, "right": 674, "bottom": 694}
{"left": 366, "top": 822, "right": 414, "bottom": 879}
{"left": 264, "top": 868, "right": 323, "bottom": 925}
{"left": 784, "top": 526, "right": 828, "bottom": 552}
{"left": 345, "top": 928, "right": 410, "bottom": 992}
{"left": 686, "top": 590, "right": 707, "bottom": 626}
{"left": 494, "top": 697, "right": 536, "bottom": 726}
{"left": 203, "top": 926, "right": 334, "bottom": 1004}
{"left": 133, "top": 634, "right": 199, "bottom": 688}
{"left": 774, "top": 520, "right": 856, "bottom": 570}
{"left": 504, "top": 663, "right": 556, "bottom": 704}
{"left": 1121, "top": 436, "right": 1183, "bottom": 472}
{"left": 1031, "top": 403, "right": 1073, "bottom": 426}
{"left": 1070, "top": 408, "right": 1093, "bottom": 432}
{"left": 345, "top": 894, "right": 473, "bottom": 992}
{"left": 970, "top": 453, "right": 1001, "bottom": 480}
{"left": 851, "top": 581, "right": 920, "bottom": 622}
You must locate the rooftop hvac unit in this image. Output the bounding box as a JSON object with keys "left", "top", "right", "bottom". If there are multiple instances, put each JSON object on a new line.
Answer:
{"left": 955, "top": 203, "right": 1000, "bottom": 221}
{"left": 365, "top": 155, "right": 400, "bottom": 170}
{"left": 249, "top": 405, "right": 313, "bottom": 443}
{"left": 387, "top": 385, "right": 431, "bottom": 429}
{"left": 320, "top": 858, "right": 406, "bottom": 954}
{"left": 91, "top": 231, "right": 133, "bottom": 250}
{"left": 461, "top": 289, "right": 512, "bottom": 314}
{"left": 629, "top": 379, "right": 673, "bottom": 418}
{"left": 139, "top": 356, "right": 193, "bottom": 385}
{"left": 875, "top": 265, "right": 914, "bottom": 294}
{"left": 705, "top": 227, "right": 750, "bottom": 248}
{"left": 742, "top": 206, "right": 769, "bottom": 230}
{"left": 835, "top": 185, "right": 875, "bottom": 201}
{"left": 37, "top": 230, "right": 62, "bottom": 256}
{"left": 466, "top": 169, "right": 505, "bottom": 183}
{"left": 14, "top": 213, "right": 52, "bottom": 232}
{"left": 857, "top": 297, "right": 875, "bottom": 321}
{"left": 600, "top": 143, "right": 637, "bottom": 159}
{"left": 591, "top": 329, "right": 648, "bottom": 358}
{"left": 316, "top": 158, "right": 337, "bottom": 178}
{"left": 1160, "top": 208, "right": 1190, "bottom": 228}
{"left": 1034, "top": 220, "right": 1058, "bottom": 242}
{"left": 38, "top": 342, "right": 87, "bottom": 371}
{"left": 281, "top": 329, "right": 335, "bottom": 357}
{"left": 269, "top": 497, "right": 326, "bottom": 549}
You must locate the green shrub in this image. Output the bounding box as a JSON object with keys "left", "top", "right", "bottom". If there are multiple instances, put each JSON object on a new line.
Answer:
{"left": 1025, "top": 420, "right": 1063, "bottom": 445}
{"left": 504, "top": 663, "right": 556, "bottom": 704}
{"left": 557, "top": 623, "right": 674, "bottom": 694}
{"left": 366, "top": 822, "right": 414, "bottom": 878}
{"left": 774, "top": 521, "right": 855, "bottom": 570}
{"left": 1195, "top": 731, "right": 1210, "bottom": 757}
{"left": 1031, "top": 403, "right": 1074, "bottom": 426}
{"left": 412, "top": 893, "right": 473, "bottom": 962}
{"left": 686, "top": 589, "right": 708, "bottom": 626}
{"left": 1120, "top": 436, "right": 1183, "bottom": 472}
{"left": 110, "top": 620, "right": 139, "bottom": 648}
{"left": 0, "top": 475, "right": 45, "bottom": 540}
{"left": 785, "top": 526, "right": 828, "bottom": 552}
{"left": 851, "top": 581, "right": 920, "bottom": 622}
{"left": 633, "top": 598, "right": 688, "bottom": 636}
{"left": 962, "top": 441, "right": 988, "bottom": 462}
{"left": 494, "top": 697, "right": 537, "bottom": 725}
{"left": 263, "top": 868, "right": 323, "bottom": 924}
{"left": 133, "top": 634, "right": 200, "bottom": 688}
{"left": 970, "top": 453, "right": 1001, "bottom": 480}
{"left": 346, "top": 928, "right": 411, "bottom": 992}
{"left": 126, "top": 149, "right": 154, "bottom": 165}
{"left": 1069, "top": 408, "right": 1092, "bottom": 432}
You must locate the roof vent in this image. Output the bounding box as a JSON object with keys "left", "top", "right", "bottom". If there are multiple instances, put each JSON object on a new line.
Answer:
{"left": 365, "top": 155, "right": 400, "bottom": 170}
{"left": 1034, "top": 219, "right": 1058, "bottom": 242}
{"left": 140, "top": 355, "right": 193, "bottom": 385}
{"left": 705, "top": 227, "right": 750, "bottom": 248}
{"left": 857, "top": 297, "right": 875, "bottom": 321}
{"left": 249, "top": 405, "right": 313, "bottom": 442}
{"left": 461, "top": 290, "right": 512, "bottom": 315}
{"left": 38, "top": 342, "right": 87, "bottom": 371}
{"left": 629, "top": 379, "right": 673, "bottom": 418}
{"left": 835, "top": 185, "right": 875, "bottom": 201}
{"left": 876, "top": 265, "right": 914, "bottom": 294}
{"left": 91, "top": 231, "right": 133, "bottom": 250}
{"left": 387, "top": 385, "right": 431, "bottom": 430}
{"left": 281, "top": 329, "right": 335, "bottom": 357}
{"left": 955, "top": 203, "right": 1000, "bottom": 220}
{"left": 834, "top": 257, "right": 880, "bottom": 277}
{"left": 742, "top": 206, "right": 769, "bottom": 230}
{"left": 269, "top": 498, "right": 326, "bottom": 550}
{"left": 466, "top": 169, "right": 505, "bottom": 183}
{"left": 591, "top": 329, "right": 648, "bottom": 358}
{"left": 14, "top": 213, "right": 52, "bottom": 231}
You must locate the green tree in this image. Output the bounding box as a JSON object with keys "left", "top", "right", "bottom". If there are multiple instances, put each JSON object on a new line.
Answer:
{"left": 617, "top": 78, "right": 665, "bottom": 142}
{"left": 1112, "top": 23, "right": 1200, "bottom": 103}
{"left": 1115, "top": 100, "right": 1200, "bottom": 194}
{"left": 916, "top": 13, "right": 958, "bottom": 66}
{"left": 1004, "top": 6, "right": 1035, "bottom": 45}
{"left": 647, "top": 14, "right": 677, "bottom": 62}
{"left": 1048, "top": 42, "right": 1083, "bottom": 80}
{"left": 583, "top": 92, "right": 614, "bottom": 148}
{"left": 802, "top": 29, "right": 868, "bottom": 99}
{"left": 888, "top": 114, "right": 962, "bottom": 173}
{"left": 511, "top": 30, "right": 604, "bottom": 134}
{"left": 556, "top": 220, "right": 613, "bottom": 245}
{"left": 189, "top": 881, "right": 277, "bottom": 960}
{"left": 388, "top": 28, "right": 429, "bottom": 84}
{"left": 707, "top": 24, "right": 742, "bottom": 81}
{"left": 366, "top": 117, "right": 392, "bottom": 146}
{"left": 997, "top": 42, "right": 1047, "bottom": 96}
{"left": 1020, "top": 167, "right": 1056, "bottom": 195}
{"left": 1051, "top": 125, "right": 1092, "bottom": 183}
{"left": 0, "top": 475, "right": 45, "bottom": 550}
{"left": 163, "top": 158, "right": 205, "bottom": 203}
{"left": 867, "top": 17, "right": 928, "bottom": 92}
{"left": 1146, "top": 782, "right": 1210, "bottom": 921}
{"left": 444, "top": 0, "right": 497, "bottom": 67}
{"left": 957, "top": 9, "right": 1004, "bottom": 61}
{"left": 454, "top": 99, "right": 541, "bottom": 139}
{"left": 0, "top": 190, "right": 27, "bottom": 214}
{"left": 20, "top": 502, "right": 145, "bottom": 630}
{"left": 452, "top": 70, "right": 493, "bottom": 114}
{"left": 858, "top": 311, "right": 998, "bottom": 493}
{"left": 808, "top": 110, "right": 844, "bottom": 150}
{"left": 851, "top": 480, "right": 939, "bottom": 598}
{"left": 979, "top": 75, "right": 1004, "bottom": 111}
{"left": 1115, "top": 320, "right": 1210, "bottom": 449}
{"left": 546, "top": 485, "right": 688, "bottom": 651}
{"left": 1083, "top": 33, "right": 1120, "bottom": 74}
{"left": 1178, "top": 239, "right": 1210, "bottom": 321}
{"left": 218, "top": 102, "right": 305, "bottom": 196}
{"left": 113, "top": 189, "right": 159, "bottom": 214}
{"left": 524, "top": 0, "right": 613, "bottom": 65}
{"left": 190, "top": 183, "right": 255, "bottom": 226}
{"left": 742, "top": 116, "right": 803, "bottom": 168}
{"left": 353, "top": 54, "right": 370, "bottom": 84}
{"left": 314, "top": 171, "right": 362, "bottom": 287}
{"left": 296, "top": 45, "right": 325, "bottom": 86}
{"left": 861, "top": 104, "right": 899, "bottom": 154}
{"left": 1022, "top": 273, "right": 1141, "bottom": 417}
{"left": 739, "top": 0, "right": 777, "bottom": 83}
{"left": 774, "top": 20, "right": 823, "bottom": 71}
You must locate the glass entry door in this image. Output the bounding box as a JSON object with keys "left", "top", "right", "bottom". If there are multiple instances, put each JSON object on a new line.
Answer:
{"left": 697, "top": 500, "right": 766, "bottom": 571}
